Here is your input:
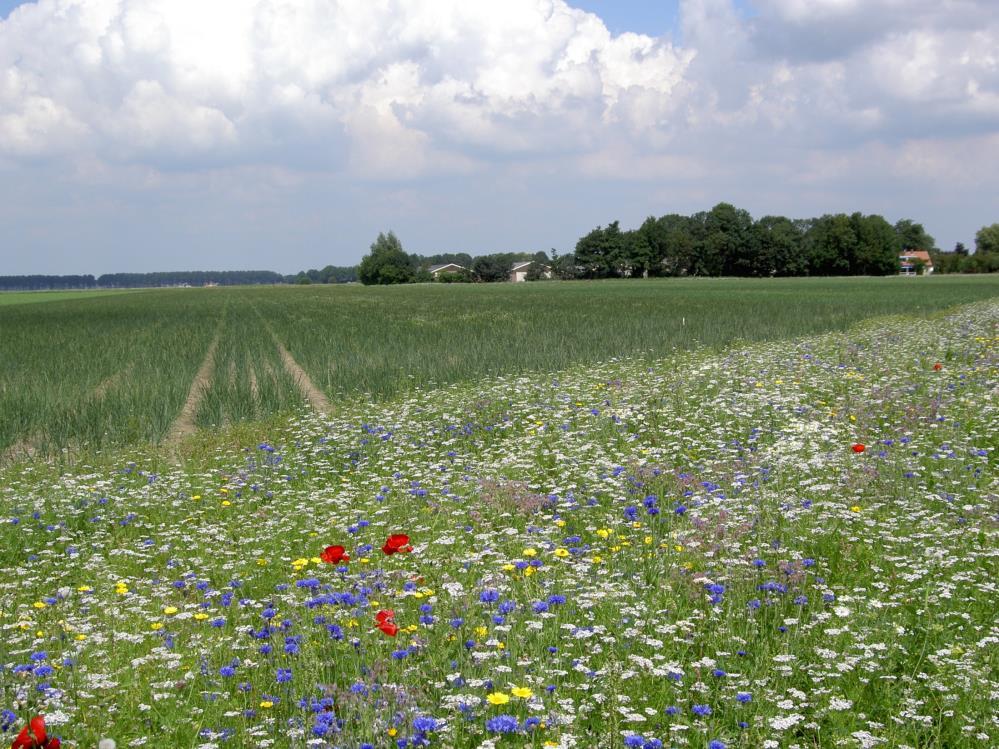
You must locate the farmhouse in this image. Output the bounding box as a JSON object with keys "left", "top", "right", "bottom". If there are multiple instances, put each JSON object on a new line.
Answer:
{"left": 510, "top": 261, "right": 552, "bottom": 282}
{"left": 428, "top": 263, "right": 468, "bottom": 279}
{"left": 899, "top": 250, "right": 934, "bottom": 276}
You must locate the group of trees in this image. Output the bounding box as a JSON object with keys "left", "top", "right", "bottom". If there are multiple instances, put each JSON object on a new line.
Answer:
{"left": 573, "top": 205, "right": 940, "bottom": 278}
{"left": 0, "top": 270, "right": 286, "bottom": 291}
{"left": 357, "top": 231, "right": 549, "bottom": 285}
{"left": 932, "top": 224, "right": 999, "bottom": 274}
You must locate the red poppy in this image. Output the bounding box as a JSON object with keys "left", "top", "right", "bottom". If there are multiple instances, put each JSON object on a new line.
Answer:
{"left": 375, "top": 609, "right": 399, "bottom": 636}
{"left": 851, "top": 443, "right": 865, "bottom": 453}
{"left": 381, "top": 534, "right": 413, "bottom": 555}
{"left": 320, "top": 545, "right": 349, "bottom": 564}
{"left": 933, "top": 362, "right": 942, "bottom": 371}
{"left": 11, "top": 716, "right": 60, "bottom": 749}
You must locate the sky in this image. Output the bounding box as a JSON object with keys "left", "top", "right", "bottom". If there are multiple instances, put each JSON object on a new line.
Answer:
{"left": 1, "top": 0, "right": 997, "bottom": 275}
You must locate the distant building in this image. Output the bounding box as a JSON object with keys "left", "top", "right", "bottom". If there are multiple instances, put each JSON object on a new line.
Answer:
{"left": 428, "top": 263, "right": 468, "bottom": 279}
{"left": 899, "top": 250, "right": 934, "bottom": 276}
{"left": 510, "top": 261, "right": 552, "bottom": 282}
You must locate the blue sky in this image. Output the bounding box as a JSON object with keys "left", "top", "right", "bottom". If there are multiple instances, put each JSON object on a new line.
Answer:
{"left": 1, "top": 0, "right": 997, "bottom": 274}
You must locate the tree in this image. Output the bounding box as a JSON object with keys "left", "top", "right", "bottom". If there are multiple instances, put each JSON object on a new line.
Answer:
{"left": 751, "top": 216, "right": 805, "bottom": 276}
{"left": 575, "top": 222, "right": 625, "bottom": 278}
{"left": 850, "top": 213, "right": 899, "bottom": 275}
{"left": 471, "top": 254, "right": 510, "bottom": 282}
{"left": 358, "top": 232, "right": 414, "bottom": 285}
{"left": 804, "top": 214, "right": 855, "bottom": 275}
{"left": 953, "top": 242, "right": 968, "bottom": 256}
{"left": 894, "top": 219, "right": 936, "bottom": 252}
{"left": 975, "top": 223, "right": 999, "bottom": 255}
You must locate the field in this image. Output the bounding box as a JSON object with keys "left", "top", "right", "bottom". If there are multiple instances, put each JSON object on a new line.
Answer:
{"left": 2, "top": 276, "right": 998, "bottom": 460}
{"left": 0, "top": 281, "right": 997, "bottom": 749}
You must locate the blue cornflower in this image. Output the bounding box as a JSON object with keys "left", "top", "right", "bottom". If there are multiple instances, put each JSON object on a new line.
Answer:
{"left": 692, "top": 704, "right": 712, "bottom": 716}
{"left": 219, "top": 666, "right": 236, "bottom": 678}
{"left": 644, "top": 740, "right": 663, "bottom": 749}
{"left": 276, "top": 668, "right": 292, "bottom": 683}
{"left": 624, "top": 736, "right": 645, "bottom": 747}
{"left": 736, "top": 692, "right": 752, "bottom": 703}
{"left": 664, "top": 706, "right": 679, "bottom": 716}
{"left": 485, "top": 714, "right": 519, "bottom": 734}
{"left": 412, "top": 716, "right": 439, "bottom": 732}
{"left": 479, "top": 589, "right": 499, "bottom": 603}
{"left": 708, "top": 741, "right": 726, "bottom": 749}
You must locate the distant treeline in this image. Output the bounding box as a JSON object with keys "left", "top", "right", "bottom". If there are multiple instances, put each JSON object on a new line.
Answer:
{"left": 0, "top": 270, "right": 286, "bottom": 291}
{"left": 573, "top": 204, "right": 931, "bottom": 278}
{"left": 572, "top": 206, "right": 999, "bottom": 278}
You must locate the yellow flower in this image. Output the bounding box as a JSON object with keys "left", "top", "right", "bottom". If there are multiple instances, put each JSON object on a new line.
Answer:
{"left": 502, "top": 563, "right": 516, "bottom": 572}
{"left": 674, "top": 544, "right": 684, "bottom": 553}
{"left": 75, "top": 634, "right": 86, "bottom": 641}
{"left": 475, "top": 626, "right": 488, "bottom": 638}
{"left": 163, "top": 606, "right": 179, "bottom": 616}
{"left": 310, "top": 556, "right": 322, "bottom": 564}
{"left": 257, "top": 558, "right": 268, "bottom": 566}
{"left": 511, "top": 686, "right": 533, "bottom": 699}
{"left": 192, "top": 494, "right": 201, "bottom": 500}
{"left": 595, "top": 528, "right": 610, "bottom": 539}
{"left": 486, "top": 692, "right": 510, "bottom": 705}
{"left": 77, "top": 585, "right": 92, "bottom": 592}
{"left": 523, "top": 548, "right": 537, "bottom": 557}
{"left": 850, "top": 505, "right": 862, "bottom": 513}
{"left": 150, "top": 622, "right": 163, "bottom": 631}
{"left": 553, "top": 519, "right": 565, "bottom": 527}
{"left": 259, "top": 700, "right": 273, "bottom": 709}
{"left": 387, "top": 728, "right": 398, "bottom": 737}
{"left": 523, "top": 566, "right": 536, "bottom": 577}
{"left": 221, "top": 500, "right": 231, "bottom": 507}
{"left": 554, "top": 548, "right": 569, "bottom": 558}
{"left": 591, "top": 555, "right": 603, "bottom": 564}
{"left": 194, "top": 613, "right": 209, "bottom": 621}
{"left": 33, "top": 601, "right": 46, "bottom": 609}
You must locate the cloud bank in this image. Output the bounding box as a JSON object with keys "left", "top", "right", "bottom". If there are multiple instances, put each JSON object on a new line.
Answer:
{"left": 1, "top": 0, "right": 997, "bottom": 272}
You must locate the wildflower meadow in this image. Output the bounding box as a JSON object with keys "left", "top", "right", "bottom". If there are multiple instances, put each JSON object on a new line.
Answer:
{"left": 0, "top": 297, "right": 996, "bottom": 748}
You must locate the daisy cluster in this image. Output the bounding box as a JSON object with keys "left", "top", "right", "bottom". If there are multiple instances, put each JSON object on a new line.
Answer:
{"left": 0, "top": 302, "right": 996, "bottom": 748}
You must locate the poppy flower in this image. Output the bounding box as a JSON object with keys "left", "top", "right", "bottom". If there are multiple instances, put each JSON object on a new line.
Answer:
{"left": 375, "top": 609, "right": 399, "bottom": 636}
{"left": 933, "top": 362, "right": 942, "bottom": 371}
{"left": 320, "top": 545, "right": 349, "bottom": 564}
{"left": 382, "top": 534, "right": 413, "bottom": 555}
{"left": 851, "top": 443, "right": 865, "bottom": 453}
{"left": 11, "top": 716, "right": 60, "bottom": 749}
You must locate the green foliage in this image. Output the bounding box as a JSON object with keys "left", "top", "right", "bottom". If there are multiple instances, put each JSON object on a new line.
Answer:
{"left": 975, "top": 223, "right": 999, "bottom": 255}
{"left": 894, "top": 218, "right": 937, "bottom": 252}
{"left": 358, "top": 231, "right": 414, "bottom": 285}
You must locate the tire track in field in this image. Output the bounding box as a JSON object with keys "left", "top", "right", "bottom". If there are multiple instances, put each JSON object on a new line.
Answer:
{"left": 247, "top": 299, "right": 332, "bottom": 416}
{"left": 272, "top": 334, "right": 332, "bottom": 415}
{"left": 163, "top": 333, "right": 221, "bottom": 446}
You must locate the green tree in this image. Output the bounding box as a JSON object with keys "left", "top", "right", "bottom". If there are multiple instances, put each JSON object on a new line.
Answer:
{"left": 471, "top": 254, "right": 510, "bottom": 282}
{"left": 804, "top": 214, "right": 856, "bottom": 275}
{"left": 358, "top": 232, "right": 415, "bottom": 285}
{"left": 975, "top": 223, "right": 999, "bottom": 255}
{"left": 851, "top": 213, "right": 900, "bottom": 275}
{"left": 894, "top": 219, "right": 936, "bottom": 252}
{"left": 751, "top": 216, "right": 805, "bottom": 276}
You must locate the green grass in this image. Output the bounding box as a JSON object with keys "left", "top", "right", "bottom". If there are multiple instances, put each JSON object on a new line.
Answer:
{"left": 0, "top": 289, "right": 136, "bottom": 306}
{"left": 0, "top": 276, "right": 996, "bottom": 458}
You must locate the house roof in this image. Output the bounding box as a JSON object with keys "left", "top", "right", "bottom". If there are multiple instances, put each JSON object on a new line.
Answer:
{"left": 429, "top": 263, "right": 466, "bottom": 273}
{"left": 510, "top": 261, "right": 534, "bottom": 271}
{"left": 899, "top": 250, "right": 933, "bottom": 264}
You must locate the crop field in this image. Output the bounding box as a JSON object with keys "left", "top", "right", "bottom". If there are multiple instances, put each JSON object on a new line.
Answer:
{"left": 0, "top": 295, "right": 995, "bottom": 748}
{"left": 1, "top": 276, "right": 998, "bottom": 461}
